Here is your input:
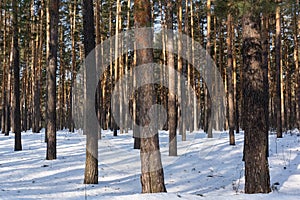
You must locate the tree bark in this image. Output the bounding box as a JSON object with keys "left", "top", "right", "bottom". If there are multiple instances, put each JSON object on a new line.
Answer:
{"left": 242, "top": 8, "right": 271, "bottom": 194}
{"left": 166, "top": 0, "right": 177, "bottom": 157}
{"left": 46, "top": 0, "right": 59, "bottom": 160}
{"left": 83, "top": 0, "right": 98, "bottom": 184}
{"left": 206, "top": 0, "right": 212, "bottom": 138}
{"left": 275, "top": 2, "right": 283, "bottom": 138}
{"left": 227, "top": 13, "right": 235, "bottom": 145}
{"left": 11, "top": 0, "right": 22, "bottom": 151}
{"left": 134, "top": 0, "right": 167, "bottom": 193}
{"left": 294, "top": 0, "right": 300, "bottom": 129}
{"left": 68, "top": 0, "right": 77, "bottom": 132}
{"left": 1, "top": 0, "right": 7, "bottom": 134}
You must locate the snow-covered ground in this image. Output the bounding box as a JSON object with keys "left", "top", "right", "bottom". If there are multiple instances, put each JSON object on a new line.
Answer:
{"left": 0, "top": 129, "right": 299, "bottom": 199}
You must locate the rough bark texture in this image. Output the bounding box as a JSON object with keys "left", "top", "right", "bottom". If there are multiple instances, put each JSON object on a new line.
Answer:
{"left": 262, "top": 12, "right": 270, "bottom": 157}
{"left": 134, "top": 0, "right": 167, "bottom": 193}
{"left": 242, "top": 10, "right": 271, "bottom": 194}
{"left": 46, "top": 0, "right": 59, "bottom": 160}
{"left": 83, "top": 0, "right": 98, "bottom": 184}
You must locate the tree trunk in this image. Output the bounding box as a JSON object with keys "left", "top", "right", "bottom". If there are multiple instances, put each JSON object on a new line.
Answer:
{"left": 262, "top": 10, "right": 270, "bottom": 157}
{"left": 177, "top": 0, "right": 186, "bottom": 141}
{"left": 1, "top": 0, "right": 7, "bottom": 134}
{"left": 166, "top": 0, "right": 177, "bottom": 157}
{"left": 233, "top": 23, "right": 239, "bottom": 134}
{"left": 68, "top": 0, "right": 77, "bottom": 132}
{"left": 275, "top": 2, "right": 283, "bottom": 138}
{"left": 83, "top": 0, "right": 98, "bottom": 184}
{"left": 5, "top": 43, "right": 11, "bottom": 136}
{"left": 59, "top": 25, "right": 65, "bottom": 130}
{"left": 227, "top": 13, "right": 235, "bottom": 145}
{"left": 190, "top": 2, "right": 197, "bottom": 132}
{"left": 11, "top": 0, "right": 22, "bottom": 151}
{"left": 206, "top": 0, "right": 212, "bottom": 138}
{"left": 134, "top": 0, "right": 167, "bottom": 193}
{"left": 46, "top": 0, "right": 59, "bottom": 160}
{"left": 294, "top": 1, "right": 300, "bottom": 129}
{"left": 31, "top": 0, "right": 40, "bottom": 133}
{"left": 45, "top": 0, "right": 50, "bottom": 142}
{"left": 242, "top": 8, "right": 271, "bottom": 194}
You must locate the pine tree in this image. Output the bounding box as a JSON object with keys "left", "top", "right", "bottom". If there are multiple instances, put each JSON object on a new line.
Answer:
{"left": 46, "top": 0, "right": 59, "bottom": 160}
{"left": 83, "top": 0, "right": 98, "bottom": 184}
{"left": 134, "top": 0, "right": 167, "bottom": 193}
{"left": 242, "top": 1, "right": 271, "bottom": 193}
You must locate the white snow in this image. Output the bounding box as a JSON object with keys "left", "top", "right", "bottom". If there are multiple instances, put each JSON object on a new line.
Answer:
{"left": 0, "top": 129, "right": 299, "bottom": 199}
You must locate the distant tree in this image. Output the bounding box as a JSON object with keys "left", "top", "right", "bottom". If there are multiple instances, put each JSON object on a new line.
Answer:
{"left": 275, "top": 0, "right": 283, "bottom": 138}
{"left": 205, "top": 0, "right": 212, "bottom": 138}
{"left": 226, "top": 12, "right": 235, "bottom": 145}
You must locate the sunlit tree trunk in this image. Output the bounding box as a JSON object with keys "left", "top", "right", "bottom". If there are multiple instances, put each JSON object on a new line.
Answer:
{"left": 134, "top": 0, "right": 167, "bottom": 193}
{"left": 233, "top": 24, "right": 239, "bottom": 134}
{"left": 45, "top": 0, "right": 50, "bottom": 142}
{"left": 227, "top": 13, "right": 235, "bottom": 145}
{"left": 275, "top": 2, "right": 283, "bottom": 138}
{"left": 83, "top": 0, "right": 98, "bottom": 184}
{"left": 294, "top": 0, "right": 300, "bottom": 129}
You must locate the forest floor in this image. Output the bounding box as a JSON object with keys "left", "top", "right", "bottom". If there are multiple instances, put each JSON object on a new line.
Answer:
{"left": 0, "top": 128, "right": 299, "bottom": 200}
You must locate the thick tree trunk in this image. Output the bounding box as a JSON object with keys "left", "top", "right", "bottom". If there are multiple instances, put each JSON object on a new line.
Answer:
{"left": 46, "top": 0, "right": 59, "bottom": 160}
{"left": 134, "top": 0, "right": 167, "bottom": 193}
{"left": 83, "top": 0, "right": 98, "bottom": 184}
{"left": 242, "top": 10, "right": 271, "bottom": 194}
